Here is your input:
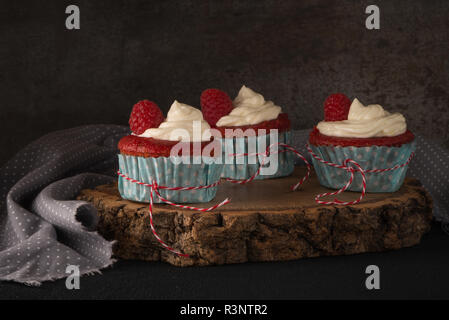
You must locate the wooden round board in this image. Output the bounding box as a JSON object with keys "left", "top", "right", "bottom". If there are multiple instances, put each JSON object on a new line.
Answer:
{"left": 77, "top": 167, "right": 433, "bottom": 266}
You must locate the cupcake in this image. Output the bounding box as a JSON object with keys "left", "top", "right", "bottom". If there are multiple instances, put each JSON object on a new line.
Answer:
{"left": 118, "top": 100, "right": 223, "bottom": 203}
{"left": 200, "top": 85, "right": 294, "bottom": 180}
{"left": 309, "top": 93, "right": 416, "bottom": 193}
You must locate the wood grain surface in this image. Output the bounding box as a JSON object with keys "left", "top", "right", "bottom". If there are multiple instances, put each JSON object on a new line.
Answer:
{"left": 77, "top": 167, "right": 433, "bottom": 266}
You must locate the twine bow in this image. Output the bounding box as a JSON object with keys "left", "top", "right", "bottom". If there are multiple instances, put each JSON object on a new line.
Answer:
{"left": 306, "top": 144, "right": 415, "bottom": 205}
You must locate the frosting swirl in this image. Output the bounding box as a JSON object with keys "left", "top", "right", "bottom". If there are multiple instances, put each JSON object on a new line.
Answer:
{"left": 316, "top": 98, "right": 407, "bottom": 138}
{"left": 216, "top": 85, "right": 282, "bottom": 127}
{"left": 138, "top": 100, "right": 211, "bottom": 142}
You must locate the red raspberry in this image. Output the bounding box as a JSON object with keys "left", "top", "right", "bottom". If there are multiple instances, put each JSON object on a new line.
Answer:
{"left": 200, "top": 89, "right": 233, "bottom": 127}
{"left": 323, "top": 93, "right": 351, "bottom": 121}
{"left": 128, "top": 100, "right": 164, "bottom": 135}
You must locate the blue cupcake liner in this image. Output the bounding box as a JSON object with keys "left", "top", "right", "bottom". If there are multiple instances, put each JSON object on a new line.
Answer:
{"left": 219, "top": 131, "right": 295, "bottom": 180}
{"left": 309, "top": 140, "right": 416, "bottom": 193}
{"left": 118, "top": 154, "right": 223, "bottom": 203}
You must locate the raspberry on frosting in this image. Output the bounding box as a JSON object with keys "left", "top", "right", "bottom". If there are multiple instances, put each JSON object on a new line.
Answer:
{"left": 317, "top": 97, "right": 408, "bottom": 138}
{"left": 122, "top": 100, "right": 216, "bottom": 157}
{"left": 129, "top": 100, "right": 164, "bottom": 135}
{"left": 323, "top": 93, "right": 351, "bottom": 121}
{"left": 200, "top": 89, "right": 233, "bottom": 127}
{"left": 138, "top": 100, "right": 212, "bottom": 142}
{"left": 215, "top": 85, "right": 282, "bottom": 127}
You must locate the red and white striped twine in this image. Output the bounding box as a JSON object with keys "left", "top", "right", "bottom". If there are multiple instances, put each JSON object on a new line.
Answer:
{"left": 117, "top": 170, "right": 230, "bottom": 257}
{"left": 306, "top": 144, "right": 415, "bottom": 205}
{"left": 117, "top": 143, "right": 414, "bottom": 257}
{"left": 226, "top": 142, "right": 312, "bottom": 191}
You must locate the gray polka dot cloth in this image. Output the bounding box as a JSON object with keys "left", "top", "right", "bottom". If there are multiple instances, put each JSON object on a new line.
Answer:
{"left": 0, "top": 126, "right": 447, "bottom": 285}
{"left": 0, "top": 125, "right": 129, "bottom": 285}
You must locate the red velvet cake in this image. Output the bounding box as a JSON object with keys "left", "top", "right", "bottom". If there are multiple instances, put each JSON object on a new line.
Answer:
{"left": 200, "top": 85, "right": 295, "bottom": 180}
{"left": 117, "top": 99, "right": 223, "bottom": 203}
{"left": 308, "top": 93, "right": 416, "bottom": 193}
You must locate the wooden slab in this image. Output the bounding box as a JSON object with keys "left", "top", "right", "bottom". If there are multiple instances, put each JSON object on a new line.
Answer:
{"left": 77, "top": 167, "right": 433, "bottom": 266}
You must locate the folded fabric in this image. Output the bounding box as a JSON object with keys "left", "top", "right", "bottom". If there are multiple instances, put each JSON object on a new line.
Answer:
{"left": 0, "top": 125, "right": 128, "bottom": 285}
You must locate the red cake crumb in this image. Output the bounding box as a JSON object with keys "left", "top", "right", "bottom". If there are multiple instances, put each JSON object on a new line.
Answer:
{"left": 212, "top": 113, "right": 291, "bottom": 138}
{"left": 309, "top": 127, "right": 415, "bottom": 147}
{"left": 118, "top": 135, "right": 216, "bottom": 158}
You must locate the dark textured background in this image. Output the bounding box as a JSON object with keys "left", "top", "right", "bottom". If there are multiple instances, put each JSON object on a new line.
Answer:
{"left": 0, "top": 0, "right": 448, "bottom": 167}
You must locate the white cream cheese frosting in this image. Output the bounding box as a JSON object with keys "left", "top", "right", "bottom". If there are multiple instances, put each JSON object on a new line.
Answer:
{"left": 216, "top": 85, "right": 282, "bottom": 127}
{"left": 138, "top": 100, "right": 211, "bottom": 142}
{"left": 316, "top": 98, "right": 407, "bottom": 138}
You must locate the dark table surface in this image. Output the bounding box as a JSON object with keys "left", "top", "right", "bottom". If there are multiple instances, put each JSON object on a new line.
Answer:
{"left": 1, "top": 221, "right": 448, "bottom": 300}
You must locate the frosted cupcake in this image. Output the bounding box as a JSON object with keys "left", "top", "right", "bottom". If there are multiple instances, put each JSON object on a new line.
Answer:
{"left": 309, "top": 94, "right": 415, "bottom": 192}
{"left": 200, "top": 85, "right": 294, "bottom": 180}
{"left": 118, "top": 100, "right": 223, "bottom": 203}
